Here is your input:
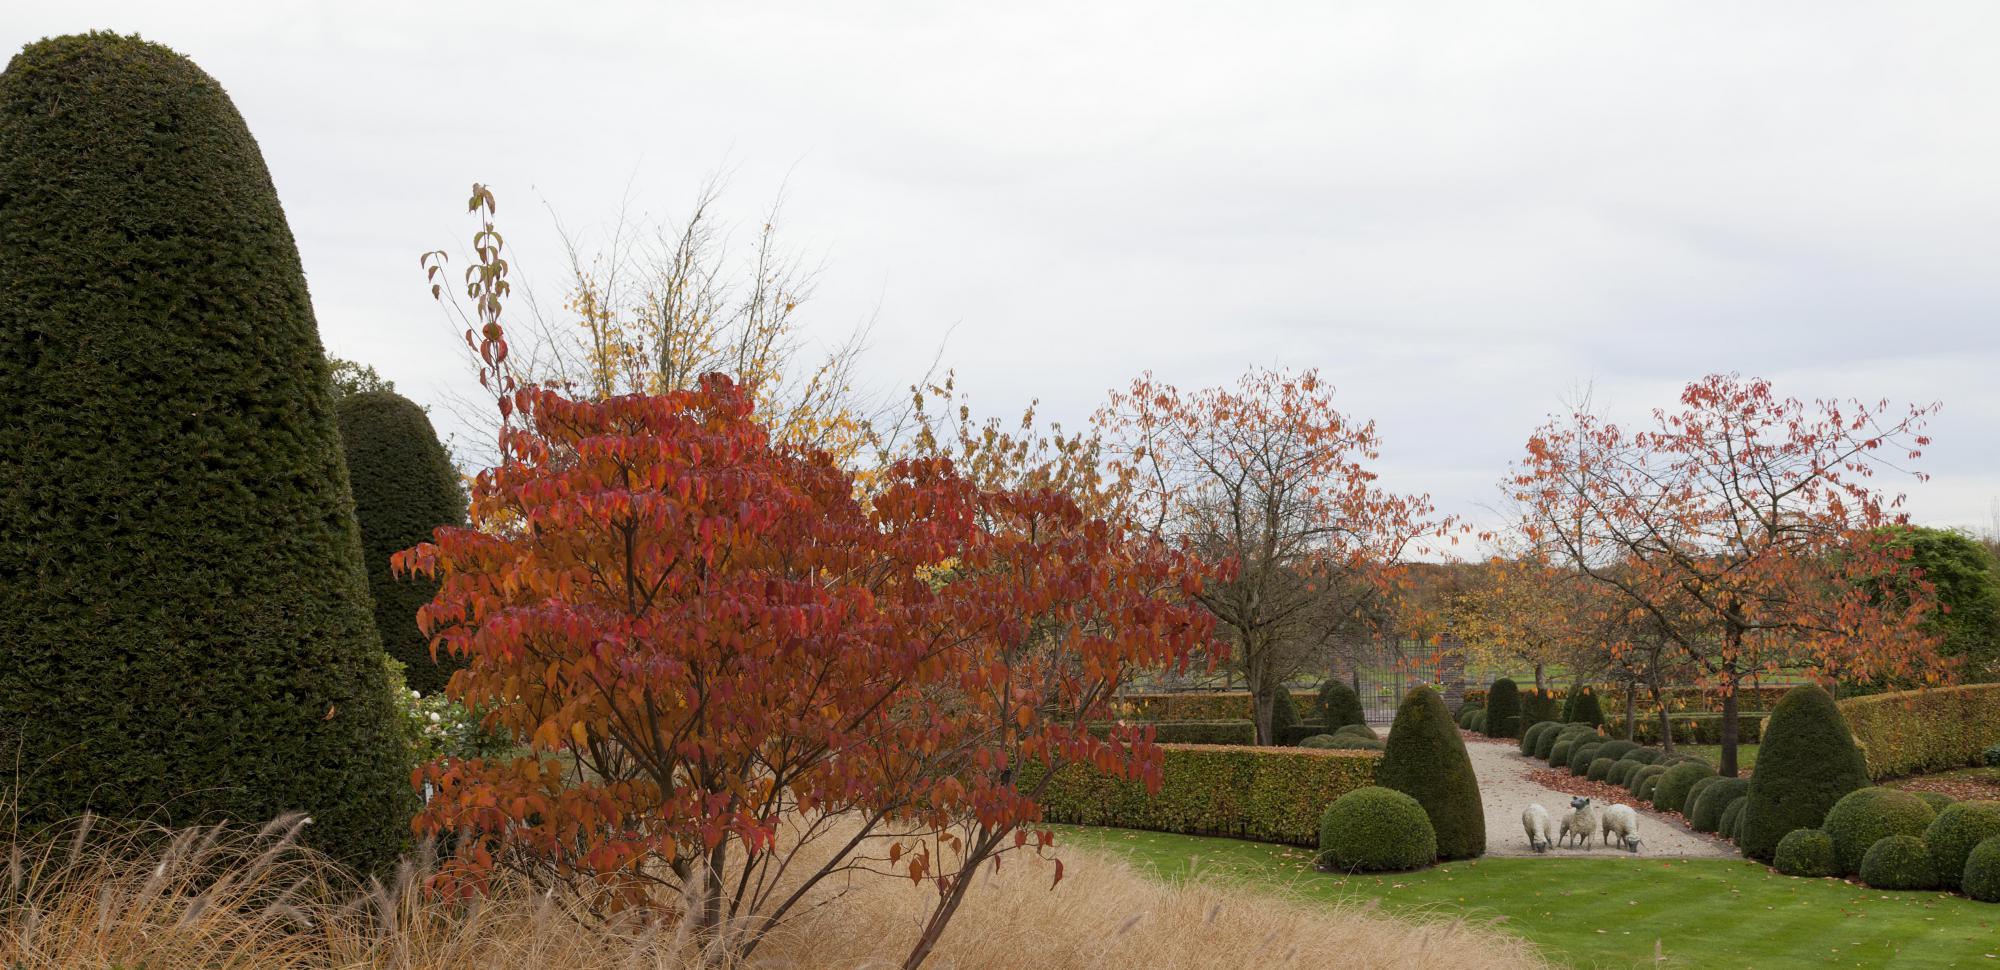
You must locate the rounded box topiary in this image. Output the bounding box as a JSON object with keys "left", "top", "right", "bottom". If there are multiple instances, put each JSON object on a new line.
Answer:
{"left": 1335, "top": 723, "right": 1380, "bottom": 741}
{"left": 1594, "top": 740, "right": 1640, "bottom": 762}
{"left": 0, "top": 33, "right": 414, "bottom": 871}
{"left": 1568, "top": 742, "right": 1605, "bottom": 776}
{"left": 1608, "top": 760, "right": 1640, "bottom": 792}
{"left": 1683, "top": 777, "right": 1722, "bottom": 820}
{"left": 1630, "top": 764, "right": 1669, "bottom": 796}
{"left": 1823, "top": 788, "right": 1937, "bottom": 876}
{"left": 1721, "top": 795, "right": 1749, "bottom": 841}
{"left": 1317, "top": 680, "right": 1367, "bottom": 731}
{"left": 1299, "top": 734, "right": 1342, "bottom": 749}
{"left": 1375, "top": 686, "right": 1486, "bottom": 861}
{"left": 1637, "top": 773, "right": 1665, "bottom": 802}
{"left": 1317, "top": 786, "right": 1438, "bottom": 872}
{"left": 1963, "top": 837, "right": 2000, "bottom": 902}
{"left": 1773, "top": 828, "right": 1837, "bottom": 878}
{"left": 1741, "top": 685, "right": 1872, "bottom": 863}
{"left": 1325, "top": 737, "right": 1386, "bottom": 751}
{"left": 1587, "top": 757, "right": 1618, "bottom": 782}
{"left": 1621, "top": 747, "right": 1665, "bottom": 766}
{"left": 1520, "top": 721, "right": 1556, "bottom": 756}
{"left": 1859, "top": 835, "right": 1937, "bottom": 891}
{"left": 1551, "top": 738, "right": 1580, "bottom": 769}
{"left": 1924, "top": 801, "right": 2000, "bottom": 891}
{"left": 1469, "top": 710, "right": 1488, "bottom": 734}
{"left": 1533, "top": 726, "right": 1565, "bottom": 761}
{"left": 1690, "top": 778, "right": 1752, "bottom": 834}
{"left": 1653, "top": 761, "right": 1716, "bottom": 815}
{"left": 1914, "top": 791, "right": 1956, "bottom": 813}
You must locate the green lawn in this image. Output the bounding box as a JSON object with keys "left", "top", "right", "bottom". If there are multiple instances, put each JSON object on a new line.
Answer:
{"left": 1060, "top": 825, "right": 2000, "bottom": 969}
{"left": 1682, "top": 743, "right": 1759, "bottom": 773}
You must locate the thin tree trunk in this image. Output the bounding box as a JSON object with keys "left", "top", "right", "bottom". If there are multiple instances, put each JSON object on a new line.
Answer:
{"left": 1534, "top": 663, "right": 1545, "bottom": 694}
{"left": 1719, "top": 672, "right": 1740, "bottom": 778}
{"left": 1622, "top": 680, "right": 1637, "bottom": 741}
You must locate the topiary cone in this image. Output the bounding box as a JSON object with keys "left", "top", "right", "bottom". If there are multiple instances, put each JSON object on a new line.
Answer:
{"left": 1375, "top": 685, "right": 1485, "bottom": 860}
{"left": 1739, "top": 684, "right": 1871, "bottom": 863}
{"left": 337, "top": 390, "right": 467, "bottom": 695}
{"left": 0, "top": 33, "right": 412, "bottom": 869}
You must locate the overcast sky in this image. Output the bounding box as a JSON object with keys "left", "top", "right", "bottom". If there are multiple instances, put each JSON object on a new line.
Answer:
{"left": 14, "top": 2, "right": 1999, "bottom": 549}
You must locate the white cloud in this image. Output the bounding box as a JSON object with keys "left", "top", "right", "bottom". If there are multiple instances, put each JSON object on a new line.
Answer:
{"left": 11, "top": 0, "right": 1997, "bottom": 542}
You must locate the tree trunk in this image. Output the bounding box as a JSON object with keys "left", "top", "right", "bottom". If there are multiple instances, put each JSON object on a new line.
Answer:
{"left": 1648, "top": 670, "right": 1674, "bottom": 755}
{"left": 1534, "top": 663, "right": 1545, "bottom": 694}
{"left": 1719, "top": 674, "right": 1740, "bottom": 778}
{"left": 1622, "top": 680, "right": 1637, "bottom": 741}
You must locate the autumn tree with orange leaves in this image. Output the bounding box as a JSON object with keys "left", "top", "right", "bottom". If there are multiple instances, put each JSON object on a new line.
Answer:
{"left": 402, "top": 188, "right": 1214, "bottom": 969}
{"left": 1510, "top": 376, "right": 1945, "bottom": 776}
{"left": 1098, "top": 368, "right": 1452, "bottom": 744}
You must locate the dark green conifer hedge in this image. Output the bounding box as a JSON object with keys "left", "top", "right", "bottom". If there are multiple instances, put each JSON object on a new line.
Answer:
{"left": 336, "top": 390, "right": 466, "bottom": 694}
{"left": 0, "top": 33, "right": 411, "bottom": 870}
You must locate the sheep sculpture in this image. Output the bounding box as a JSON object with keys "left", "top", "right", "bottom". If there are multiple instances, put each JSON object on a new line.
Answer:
{"left": 1521, "top": 803, "right": 1557, "bottom": 853}
{"left": 1600, "top": 803, "right": 1643, "bottom": 853}
{"left": 1560, "top": 796, "right": 1601, "bottom": 849}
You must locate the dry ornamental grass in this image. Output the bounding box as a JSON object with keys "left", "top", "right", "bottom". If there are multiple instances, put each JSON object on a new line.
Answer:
{"left": 0, "top": 814, "right": 1551, "bottom": 970}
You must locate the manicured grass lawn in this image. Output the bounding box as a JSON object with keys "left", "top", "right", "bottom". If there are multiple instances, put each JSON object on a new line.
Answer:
{"left": 1060, "top": 825, "right": 2000, "bottom": 969}
{"left": 1682, "top": 742, "right": 1759, "bottom": 773}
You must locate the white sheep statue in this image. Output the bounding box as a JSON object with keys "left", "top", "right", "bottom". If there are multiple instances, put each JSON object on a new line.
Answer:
{"left": 1521, "top": 803, "right": 1557, "bottom": 853}
{"left": 1560, "top": 795, "right": 1601, "bottom": 849}
{"left": 1600, "top": 802, "right": 1643, "bottom": 853}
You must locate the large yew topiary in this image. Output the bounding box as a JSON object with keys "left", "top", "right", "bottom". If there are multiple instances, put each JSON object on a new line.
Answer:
{"left": 1375, "top": 686, "right": 1485, "bottom": 860}
{"left": 1562, "top": 683, "right": 1604, "bottom": 728}
{"left": 1317, "top": 680, "right": 1366, "bottom": 731}
{"left": 336, "top": 390, "right": 466, "bottom": 695}
{"left": 1484, "top": 678, "right": 1521, "bottom": 739}
{"left": 1740, "top": 685, "right": 1872, "bottom": 862}
{"left": 0, "top": 34, "right": 411, "bottom": 869}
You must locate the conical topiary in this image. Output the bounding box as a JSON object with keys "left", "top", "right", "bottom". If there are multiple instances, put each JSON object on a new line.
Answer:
{"left": 1317, "top": 680, "right": 1366, "bottom": 730}
{"left": 1375, "top": 685, "right": 1485, "bottom": 860}
{"left": 0, "top": 33, "right": 412, "bottom": 869}
{"left": 1484, "top": 678, "right": 1521, "bottom": 739}
{"left": 336, "top": 390, "right": 467, "bottom": 695}
{"left": 1739, "top": 684, "right": 1872, "bottom": 862}
{"left": 1562, "top": 683, "right": 1604, "bottom": 728}
{"left": 1270, "top": 686, "right": 1301, "bottom": 739}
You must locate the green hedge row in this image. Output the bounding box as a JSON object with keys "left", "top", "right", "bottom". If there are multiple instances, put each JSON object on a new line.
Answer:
{"left": 1115, "top": 691, "right": 1322, "bottom": 722}
{"left": 1841, "top": 684, "right": 2000, "bottom": 780}
{"left": 1022, "top": 744, "right": 1380, "bottom": 846}
{"left": 1631, "top": 712, "right": 1769, "bottom": 746}
{"left": 1088, "top": 720, "right": 1259, "bottom": 746}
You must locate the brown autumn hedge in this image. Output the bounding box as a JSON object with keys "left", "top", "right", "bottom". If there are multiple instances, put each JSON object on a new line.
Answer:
{"left": 1022, "top": 744, "right": 1379, "bottom": 846}
{"left": 1841, "top": 683, "right": 2000, "bottom": 780}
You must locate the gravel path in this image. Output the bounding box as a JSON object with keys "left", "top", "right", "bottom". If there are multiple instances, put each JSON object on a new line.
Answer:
{"left": 1453, "top": 733, "right": 1737, "bottom": 859}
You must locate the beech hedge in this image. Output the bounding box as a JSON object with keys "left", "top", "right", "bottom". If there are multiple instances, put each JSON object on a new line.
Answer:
{"left": 1023, "top": 744, "right": 1380, "bottom": 846}
{"left": 1841, "top": 684, "right": 2000, "bottom": 780}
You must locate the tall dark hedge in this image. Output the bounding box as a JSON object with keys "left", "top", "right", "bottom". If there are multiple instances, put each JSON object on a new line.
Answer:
{"left": 1562, "top": 683, "right": 1604, "bottom": 727}
{"left": 1317, "top": 680, "right": 1366, "bottom": 730}
{"left": 1522, "top": 688, "right": 1561, "bottom": 729}
{"left": 1739, "top": 685, "right": 1871, "bottom": 862}
{"left": 337, "top": 391, "right": 465, "bottom": 694}
{"left": 1484, "top": 678, "right": 1520, "bottom": 738}
{"left": 0, "top": 34, "right": 411, "bottom": 869}
{"left": 1376, "top": 686, "right": 1485, "bottom": 859}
